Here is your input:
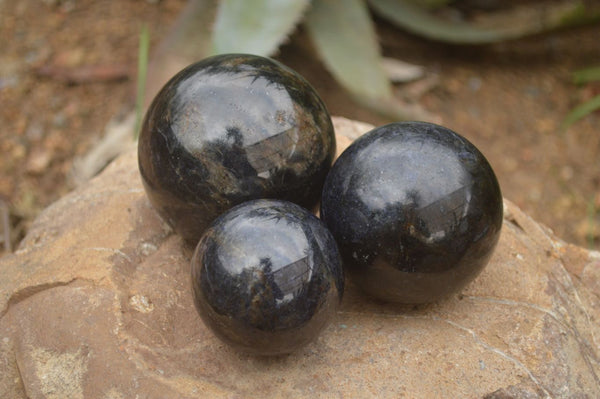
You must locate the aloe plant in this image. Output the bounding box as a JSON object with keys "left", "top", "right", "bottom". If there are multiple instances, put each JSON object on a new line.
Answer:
{"left": 146, "top": 0, "right": 600, "bottom": 121}
{"left": 211, "top": 0, "right": 310, "bottom": 55}
{"left": 368, "top": 0, "right": 600, "bottom": 44}
{"left": 303, "top": 0, "right": 396, "bottom": 114}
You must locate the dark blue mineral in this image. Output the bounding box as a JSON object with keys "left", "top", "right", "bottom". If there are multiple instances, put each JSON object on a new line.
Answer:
{"left": 320, "top": 121, "right": 503, "bottom": 304}
{"left": 138, "top": 54, "right": 335, "bottom": 243}
{"left": 191, "top": 199, "right": 344, "bottom": 355}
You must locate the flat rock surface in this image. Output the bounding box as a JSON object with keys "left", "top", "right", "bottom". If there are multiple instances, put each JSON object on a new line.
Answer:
{"left": 1, "top": 117, "right": 599, "bottom": 398}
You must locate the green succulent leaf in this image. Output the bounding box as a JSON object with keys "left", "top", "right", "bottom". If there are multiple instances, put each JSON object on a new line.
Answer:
{"left": 562, "top": 94, "right": 600, "bottom": 130}
{"left": 368, "top": 0, "right": 600, "bottom": 44}
{"left": 211, "top": 0, "right": 310, "bottom": 55}
{"left": 404, "top": 0, "right": 450, "bottom": 10}
{"left": 304, "top": 0, "right": 392, "bottom": 103}
{"left": 135, "top": 24, "right": 150, "bottom": 140}
{"left": 573, "top": 66, "right": 600, "bottom": 85}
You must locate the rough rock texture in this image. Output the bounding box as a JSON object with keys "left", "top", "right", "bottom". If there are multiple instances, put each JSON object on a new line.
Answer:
{"left": 1, "top": 117, "right": 599, "bottom": 398}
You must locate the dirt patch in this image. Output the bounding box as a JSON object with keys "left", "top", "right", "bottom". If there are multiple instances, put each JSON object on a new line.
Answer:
{"left": 0, "top": 0, "right": 599, "bottom": 255}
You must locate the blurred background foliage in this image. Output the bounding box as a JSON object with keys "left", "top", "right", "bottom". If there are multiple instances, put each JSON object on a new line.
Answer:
{"left": 563, "top": 64, "right": 600, "bottom": 129}
{"left": 2, "top": 0, "right": 600, "bottom": 254}
{"left": 144, "top": 0, "right": 600, "bottom": 122}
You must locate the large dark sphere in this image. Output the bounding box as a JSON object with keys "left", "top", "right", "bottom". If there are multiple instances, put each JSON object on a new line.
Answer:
{"left": 191, "top": 199, "right": 344, "bottom": 355}
{"left": 320, "top": 122, "right": 503, "bottom": 304}
{"left": 138, "top": 54, "right": 335, "bottom": 242}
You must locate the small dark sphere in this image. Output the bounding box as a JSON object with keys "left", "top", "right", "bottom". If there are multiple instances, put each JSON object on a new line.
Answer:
{"left": 320, "top": 121, "right": 503, "bottom": 304}
{"left": 138, "top": 54, "right": 335, "bottom": 242}
{"left": 191, "top": 199, "right": 344, "bottom": 355}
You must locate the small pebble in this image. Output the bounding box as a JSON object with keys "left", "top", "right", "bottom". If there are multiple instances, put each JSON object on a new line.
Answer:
{"left": 468, "top": 77, "right": 482, "bottom": 92}
{"left": 129, "top": 294, "right": 155, "bottom": 313}
{"left": 26, "top": 148, "right": 52, "bottom": 175}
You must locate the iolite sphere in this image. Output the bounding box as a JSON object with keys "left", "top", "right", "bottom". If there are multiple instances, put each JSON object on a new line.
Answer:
{"left": 320, "top": 122, "right": 503, "bottom": 304}
{"left": 138, "top": 54, "right": 335, "bottom": 242}
{"left": 191, "top": 199, "right": 344, "bottom": 355}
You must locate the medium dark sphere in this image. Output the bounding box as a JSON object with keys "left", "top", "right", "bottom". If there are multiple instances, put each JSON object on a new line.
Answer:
{"left": 320, "top": 122, "right": 503, "bottom": 304}
{"left": 191, "top": 199, "right": 344, "bottom": 355}
{"left": 138, "top": 54, "right": 335, "bottom": 242}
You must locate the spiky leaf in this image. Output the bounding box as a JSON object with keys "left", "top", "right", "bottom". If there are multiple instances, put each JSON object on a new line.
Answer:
{"left": 212, "top": 0, "right": 310, "bottom": 55}
{"left": 304, "top": 0, "right": 392, "bottom": 102}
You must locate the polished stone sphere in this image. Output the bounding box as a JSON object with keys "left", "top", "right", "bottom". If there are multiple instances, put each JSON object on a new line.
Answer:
{"left": 191, "top": 199, "right": 344, "bottom": 355}
{"left": 138, "top": 54, "right": 335, "bottom": 242}
{"left": 320, "top": 122, "right": 503, "bottom": 304}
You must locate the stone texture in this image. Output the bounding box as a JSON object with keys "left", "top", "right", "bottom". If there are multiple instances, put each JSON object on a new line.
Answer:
{"left": 1, "top": 117, "right": 599, "bottom": 398}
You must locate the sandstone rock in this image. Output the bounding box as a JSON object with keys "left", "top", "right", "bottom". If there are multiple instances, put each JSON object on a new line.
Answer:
{"left": 1, "top": 117, "right": 599, "bottom": 398}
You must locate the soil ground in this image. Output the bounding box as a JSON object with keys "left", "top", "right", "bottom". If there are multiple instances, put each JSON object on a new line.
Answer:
{"left": 1, "top": 0, "right": 599, "bottom": 256}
